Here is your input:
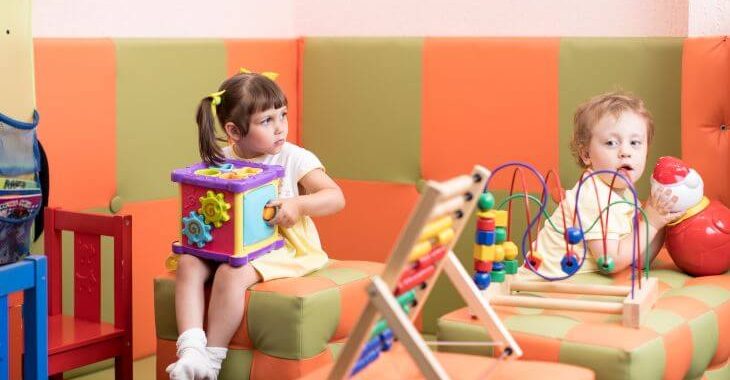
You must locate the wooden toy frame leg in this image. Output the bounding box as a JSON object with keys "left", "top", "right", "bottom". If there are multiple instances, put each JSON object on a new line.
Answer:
{"left": 329, "top": 252, "right": 522, "bottom": 380}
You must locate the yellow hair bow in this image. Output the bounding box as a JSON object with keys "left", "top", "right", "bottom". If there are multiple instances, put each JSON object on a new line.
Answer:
{"left": 208, "top": 90, "right": 225, "bottom": 120}
{"left": 239, "top": 67, "right": 279, "bottom": 81}
{"left": 208, "top": 90, "right": 225, "bottom": 106}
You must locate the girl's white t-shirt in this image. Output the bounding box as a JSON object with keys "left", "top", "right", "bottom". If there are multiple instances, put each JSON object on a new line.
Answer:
{"left": 222, "top": 142, "right": 324, "bottom": 198}
{"left": 220, "top": 142, "right": 329, "bottom": 281}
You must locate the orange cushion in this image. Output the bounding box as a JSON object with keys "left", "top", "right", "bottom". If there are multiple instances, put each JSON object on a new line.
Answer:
{"left": 301, "top": 344, "right": 593, "bottom": 380}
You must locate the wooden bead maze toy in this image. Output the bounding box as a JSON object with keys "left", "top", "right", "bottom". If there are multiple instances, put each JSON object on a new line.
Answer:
{"left": 170, "top": 160, "right": 284, "bottom": 267}
{"left": 328, "top": 166, "right": 523, "bottom": 379}
{"left": 472, "top": 161, "right": 659, "bottom": 329}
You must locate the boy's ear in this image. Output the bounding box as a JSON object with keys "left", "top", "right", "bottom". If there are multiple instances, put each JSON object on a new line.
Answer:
{"left": 580, "top": 149, "right": 591, "bottom": 166}
{"left": 224, "top": 122, "right": 242, "bottom": 142}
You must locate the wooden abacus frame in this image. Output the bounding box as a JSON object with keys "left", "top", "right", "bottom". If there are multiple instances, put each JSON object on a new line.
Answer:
{"left": 328, "top": 166, "right": 522, "bottom": 380}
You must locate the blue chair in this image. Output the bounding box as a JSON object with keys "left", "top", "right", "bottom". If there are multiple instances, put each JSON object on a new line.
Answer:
{"left": 0, "top": 255, "right": 48, "bottom": 380}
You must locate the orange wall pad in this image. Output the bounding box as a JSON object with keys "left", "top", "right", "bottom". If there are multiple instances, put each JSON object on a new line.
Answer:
{"left": 681, "top": 37, "right": 730, "bottom": 206}
{"left": 119, "top": 197, "right": 180, "bottom": 358}
{"left": 34, "top": 39, "right": 117, "bottom": 210}
{"left": 314, "top": 179, "right": 419, "bottom": 262}
{"left": 225, "top": 39, "right": 300, "bottom": 144}
{"left": 422, "top": 38, "right": 560, "bottom": 191}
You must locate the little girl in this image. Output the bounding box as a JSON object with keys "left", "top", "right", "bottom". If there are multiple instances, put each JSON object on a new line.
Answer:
{"left": 167, "top": 72, "right": 345, "bottom": 380}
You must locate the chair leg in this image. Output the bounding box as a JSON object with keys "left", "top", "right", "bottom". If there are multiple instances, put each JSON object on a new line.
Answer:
{"left": 115, "top": 351, "right": 134, "bottom": 380}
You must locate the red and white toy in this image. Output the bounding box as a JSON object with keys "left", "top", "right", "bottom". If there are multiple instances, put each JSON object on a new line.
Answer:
{"left": 651, "top": 156, "right": 730, "bottom": 276}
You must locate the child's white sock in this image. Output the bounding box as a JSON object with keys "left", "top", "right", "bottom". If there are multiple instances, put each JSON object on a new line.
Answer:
{"left": 166, "top": 328, "right": 213, "bottom": 380}
{"left": 206, "top": 347, "right": 229, "bottom": 378}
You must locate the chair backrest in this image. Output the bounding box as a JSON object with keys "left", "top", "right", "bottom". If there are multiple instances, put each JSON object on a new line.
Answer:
{"left": 43, "top": 207, "right": 132, "bottom": 330}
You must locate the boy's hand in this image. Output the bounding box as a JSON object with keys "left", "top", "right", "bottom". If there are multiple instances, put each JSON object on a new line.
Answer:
{"left": 644, "top": 187, "right": 683, "bottom": 229}
{"left": 266, "top": 198, "right": 301, "bottom": 228}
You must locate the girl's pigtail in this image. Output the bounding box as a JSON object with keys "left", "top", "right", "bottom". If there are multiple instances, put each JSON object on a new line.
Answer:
{"left": 196, "top": 96, "right": 224, "bottom": 166}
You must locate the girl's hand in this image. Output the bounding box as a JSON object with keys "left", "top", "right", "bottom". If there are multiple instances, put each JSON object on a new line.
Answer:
{"left": 644, "top": 187, "right": 684, "bottom": 229}
{"left": 266, "top": 198, "right": 301, "bottom": 228}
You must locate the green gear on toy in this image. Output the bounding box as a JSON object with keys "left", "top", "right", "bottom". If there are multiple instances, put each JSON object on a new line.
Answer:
{"left": 182, "top": 211, "right": 213, "bottom": 248}
{"left": 198, "top": 190, "right": 231, "bottom": 228}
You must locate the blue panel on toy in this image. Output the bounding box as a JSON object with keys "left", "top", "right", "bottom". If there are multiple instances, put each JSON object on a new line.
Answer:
{"left": 243, "top": 184, "right": 277, "bottom": 245}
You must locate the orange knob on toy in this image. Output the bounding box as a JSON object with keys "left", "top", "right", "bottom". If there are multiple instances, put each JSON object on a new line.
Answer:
{"left": 262, "top": 205, "right": 277, "bottom": 221}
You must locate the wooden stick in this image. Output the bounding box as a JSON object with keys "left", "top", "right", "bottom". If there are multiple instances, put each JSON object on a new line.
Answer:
{"left": 406, "top": 166, "right": 489, "bottom": 323}
{"left": 433, "top": 174, "right": 477, "bottom": 200}
{"left": 327, "top": 303, "right": 380, "bottom": 380}
{"left": 429, "top": 195, "right": 466, "bottom": 220}
{"left": 490, "top": 295, "right": 623, "bottom": 314}
{"left": 442, "top": 252, "right": 523, "bottom": 359}
{"left": 510, "top": 280, "right": 630, "bottom": 297}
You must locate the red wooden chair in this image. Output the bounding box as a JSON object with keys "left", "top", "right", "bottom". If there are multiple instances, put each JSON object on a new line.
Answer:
{"left": 44, "top": 207, "right": 133, "bottom": 379}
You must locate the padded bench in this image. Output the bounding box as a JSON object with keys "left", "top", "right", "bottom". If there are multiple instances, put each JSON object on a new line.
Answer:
{"left": 154, "top": 259, "right": 382, "bottom": 379}
{"left": 436, "top": 251, "right": 729, "bottom": 380}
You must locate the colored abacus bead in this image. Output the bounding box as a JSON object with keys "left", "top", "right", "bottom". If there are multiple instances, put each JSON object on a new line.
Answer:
{"left": 504, "top": 259, "right": 519, "bottom": 274}
{"left": 473, "top": 244, "right": 496, "bottom": 261}
{"left": 494, "top": 244, "right": 506, "bottom": 261}
{"left": 476, "top": 230, "right": 496, "bottom": 245}
{"left": 526, "top": 251, "right": 543, "bottom": 270}
{"left": 495, "top": 227, "right": 507, "bottom": 244}
{"left": 494, "top": 210, "right": 508, "bottom": 227}
{"left": 474, "top": 259, "right": 493, "bottom": 273}
{"left": 565, "top": 227, "right": 583, "bottom": 245}
{"left": 478, "top": 192, "right": 495, "bottom": 211}
{"left": 477, "top": 217, "right": 496, "bottom": 231}
{"left": 491, "top": 270, "right": 506, "bottom": 283}
{"left": 379, "top": 329, "right": 394, "bottom": 351}
{"left": 502, "top": 241, "right": 519, "bottom": 260}
{"left": 473, "top": 271, "right": 491, "bottom": 290}
{"left": 560, "top": 252, "right": 579, "bottom": 275}
{"left": 492, "top": 262, "right": 505, "bottom": 272}
{"left": 597, "top": 256, "right": 616, "bottom": 273}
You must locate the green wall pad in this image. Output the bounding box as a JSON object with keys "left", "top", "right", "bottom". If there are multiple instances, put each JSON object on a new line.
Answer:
{"left": 302, "top": 38, "right": 423, "bottom": 184}
{"left": 115, "top": 39, "right": 227, "bottom": 202}
{"left": 558, "top": 38, "right": 683, "bottom": 197}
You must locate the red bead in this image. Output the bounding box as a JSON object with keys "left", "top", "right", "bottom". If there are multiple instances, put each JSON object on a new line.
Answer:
{"left": 477, "top": 217, "right": 496, "bottom": 231}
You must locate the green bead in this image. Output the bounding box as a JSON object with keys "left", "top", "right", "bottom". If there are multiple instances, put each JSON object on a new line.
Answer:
{"left": 370, "top": 319, "right": 388, "bottom": 338}
{"left": 503, "top": 260, "right": 519, "bottom": 274}
{"left": 397, "top": 290, "right": 417, "bottom": 309}
{"left": 478, "top": 192, "right": 495, "bottom": 211}
{"left": 597, "top": 256, "right": 615, "bottom": 273}
{"left": 490, "top": 270, "right": 506, "bottom": 283}
{"left": 495, "top": 227, "right": 507, "bottom": 244}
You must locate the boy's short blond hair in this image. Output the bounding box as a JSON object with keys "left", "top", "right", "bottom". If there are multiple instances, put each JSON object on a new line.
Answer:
{"left": 570, "top": 91, "right": 655, "bottom": 168}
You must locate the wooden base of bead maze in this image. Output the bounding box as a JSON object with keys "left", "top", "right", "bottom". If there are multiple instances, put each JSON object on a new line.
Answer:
{"left": 481, "top": 276, "right": 659, "bottom": 329}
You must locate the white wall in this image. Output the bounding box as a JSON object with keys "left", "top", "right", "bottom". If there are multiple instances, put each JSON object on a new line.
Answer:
{"left": 33, "top": 0, "right": 297, "bottom": 38}
{"left": 31, "top": 0, "right": 730, "bottom": 38}
{"left": 294, "top": 0, "right": 689, "bottom": 37}
{"left": 688, "top": 0, "right": 730, "bottom": 36}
